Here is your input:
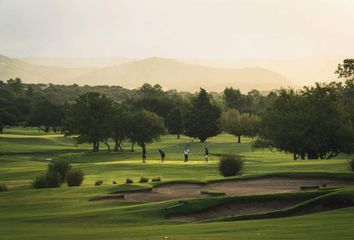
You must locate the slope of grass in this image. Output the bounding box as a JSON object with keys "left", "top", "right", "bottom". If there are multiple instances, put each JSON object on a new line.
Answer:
{"left": 1, "top": 127, "right": 354, "bottom": 240}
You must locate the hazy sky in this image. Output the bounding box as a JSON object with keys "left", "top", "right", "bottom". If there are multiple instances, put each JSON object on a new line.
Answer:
{"left": 0, "top": 0, "right": 354, "bottom": 59}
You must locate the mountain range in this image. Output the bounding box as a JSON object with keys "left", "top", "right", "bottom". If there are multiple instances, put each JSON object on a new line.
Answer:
{"left": 0, "top": 54, "right": 292, "bottom": 92}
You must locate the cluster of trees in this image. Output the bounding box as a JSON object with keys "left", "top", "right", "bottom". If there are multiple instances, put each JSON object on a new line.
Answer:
{"left": 260, "top": 60, "right": 354, "bottom": 159}
{"left": 1, "top": 59, "right": 354, "bottom": 160}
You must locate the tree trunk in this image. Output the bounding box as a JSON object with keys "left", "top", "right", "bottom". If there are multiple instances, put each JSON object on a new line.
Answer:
{"left": 0, "top": 126, "right": 3, "bottom": 134}
{"left": 131, "top": 142, "right": 135, "bottom": 152}
{"left": 237, "top": 135, "right": 241, "bottom": 143}
{"left": 114, "top": 140, "right": 123, "bottom": 152}
{"left": 92, "top": 141, "right": 100, "bottom": 152}
{"left": 114, "top": 140, "right": 119, "bottom": 152}
{"left": 103, "top": 141, "right": 111, "bottom": 152}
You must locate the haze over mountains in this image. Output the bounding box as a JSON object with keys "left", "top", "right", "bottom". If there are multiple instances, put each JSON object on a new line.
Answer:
{"left": 1, "top": 54, "right": 290, "bottom": 92}
{"left": 0, "top": 54, "right": 348, "bottom": 92}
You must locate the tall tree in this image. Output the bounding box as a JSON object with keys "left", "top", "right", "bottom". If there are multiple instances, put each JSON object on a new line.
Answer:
{"left": 223, "top": 87, "right": 251, "bottom": 113}
{"left": 128, "top": 110, "right": 165, "bottom": 160}
{"left": 64, "top": 92, "right": 114, "bottom": 152}
{"left": 220, "top": 109, "right": 260, "bottom": 143}
{"left": 166, "top": 108, "right": 184, "bottom": 139}
{"left": 185, "top": 88, "right": 221, "bottom": 142}
{"left": 111, "top": 104, "right": 130, "bottom": 151}
{"left": 28, "top": 98, "right": 64, "bottom": 132}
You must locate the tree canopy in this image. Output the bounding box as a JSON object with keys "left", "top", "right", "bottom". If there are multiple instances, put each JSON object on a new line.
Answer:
{"left": 184, "top": 88, "right": 221, "bottom": 142}
{"left": 261, "top": 83, "right": 354, "bottom": 159}
{"left": 220, "top": 109, "right": 260, "bottom": 143}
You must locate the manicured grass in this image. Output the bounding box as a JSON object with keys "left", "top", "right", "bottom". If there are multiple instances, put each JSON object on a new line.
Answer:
{"left": 1, "top": 127, "right": 354, "bottom": 239}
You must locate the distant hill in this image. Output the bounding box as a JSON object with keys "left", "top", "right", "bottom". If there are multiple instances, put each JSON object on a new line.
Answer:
{"left": 21, "top": 57, "right": 133, "bottom": 68}
{"left": 183, "top": 56, "right": 352, "bottom": 87}
{"left": 0, "top": 54, "right": 291, "bottom": 92}
{"left": 0, "top": 55, "right": 93, "bottom": 84}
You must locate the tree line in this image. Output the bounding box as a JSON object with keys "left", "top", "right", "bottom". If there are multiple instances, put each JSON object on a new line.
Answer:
{"left": 1, "top": 59, "right": 354, "bottom": 160}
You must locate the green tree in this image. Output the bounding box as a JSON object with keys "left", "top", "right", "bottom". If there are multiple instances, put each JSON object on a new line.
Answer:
{"left": 128, "top": 110, "right": 165, "bottom": 161}
{"left": 64, "top": 92, "right": 114, "bottom": 152}
{"left": 261, "top": 84, "right": 354, "bottom": 159}
{"left": 220, "top": 109, "right": 260, "bottom": 143}
{"left": 28, "top": 98, "right": 64, "bottom": 132}
{"left": 185, "top": 88, "right": 221, "bottom": 142}
{"left": 223, "top": 87, "right": 250, "bottom": 113}
{"left": 111, "top": 104, "right": 131, "bottom": 151}
{"left": 0, "top": 109, "right": 17, "bottom": 134}
{"left": 166, "top": 108, "right": 184, "bottom": 139}
{"left": 335, "top": 59, "right": 354, "bottom": 80}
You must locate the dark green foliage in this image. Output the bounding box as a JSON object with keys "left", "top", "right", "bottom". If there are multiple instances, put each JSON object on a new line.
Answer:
{"left": 166, "top": 108, "right": 184, "bottom": 138}
{"left": 0, "top": 183, "right": 8, "bottom": 192}
{"left": 28, "top": 98, "right": 64, "bottom": 132}
{"left": 184, "top": 88, "right": 221, "bottom": 142}
{"left": 336, "top": 59, "right": 354, "bottom": 80}
{"left": 48, "top": 159, "right": 72, "bottom": 182}
{"left": 220, "top": 109, "right": 260, "bottom": 143}
{"left": 223, "top": 87, "right": 251, "bottom": 113}
{"left": 111, "top": 104, "right": 130, "bottom": 152}
{"left": 125, "top": 178, "right": 133, "bottom": 184}
{"left": 219, "top": 155, "right": 244, "bottom": 177}
{"left": 66, "top": 169, "right": 84, "bottom": 187}
{"left": 64, "top": 92, "right": 114, "bottom": 151}
{"left": 32, "top": 172, "right": 61, "bottom": 189}
{"left": 261, "top": 83, "right": 354, "bottom": 159}
{"left": 139, "top": 177, "right": 149, "bottom": 183}
{"left": 349, "top": 159, "right": 354, "bottom": 172}
{"left": 128, "top": 110, "right": 165, "bottom": 155}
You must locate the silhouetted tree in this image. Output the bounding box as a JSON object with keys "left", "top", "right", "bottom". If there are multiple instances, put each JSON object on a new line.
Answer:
{"left": 185, "top": 88, "right": 221, "bottom": 142}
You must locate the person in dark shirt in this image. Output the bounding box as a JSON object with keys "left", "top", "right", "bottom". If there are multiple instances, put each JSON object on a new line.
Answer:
{"left": 205, "top": 147, "right": 209, "bottom": 162}
{"left": 158, "top": 149, "right": 165, "bottom": 162}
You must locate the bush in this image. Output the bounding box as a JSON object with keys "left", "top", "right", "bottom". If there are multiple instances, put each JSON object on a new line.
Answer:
{"left": 0, "top": 183, "right": 8, "bottom": 192}
{"left": 219, "top": 154, "right": 244, "bottom": 177}
{"left": 125, "top": 178, "right": 133, "bottom": 184}
{"left": 95, "top": 180, "right": 103, "bottom": 186}
{"left": 32, "top": 172, "right": 61, "bottom": 189}
{"left": 66, "top": 169, "right": 84, "bottom": 187}
{"left": 48, "top": 159, "right": 72, "bottom": 182}
{"left": 151, "top": 177, "right": 161, "bottom": 182}
{"left": 349, "top": 159, "right": 354, "bottom": 172}
{"left": 139, "top": 177, "right": 149, "bottom": 183}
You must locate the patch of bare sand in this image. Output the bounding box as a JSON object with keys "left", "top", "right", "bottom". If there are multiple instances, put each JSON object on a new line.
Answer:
{"left": 122, "top": 178, "right": 354, "bottom": 202}
{"left": 172, "top": 198, "right": 305, "bottom": 221}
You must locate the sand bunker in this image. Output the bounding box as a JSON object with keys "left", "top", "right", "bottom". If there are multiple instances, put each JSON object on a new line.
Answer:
{"left": 172, "top": 197, "right": 306, "bottom": 221}
{"left": 121, "top": 178, "right": 354, "bottom": 202}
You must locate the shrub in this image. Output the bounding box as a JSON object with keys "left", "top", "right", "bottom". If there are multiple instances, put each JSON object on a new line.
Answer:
{"left": 125, "top": 178, "right": 133, "bottom": 184}
{"left": 0, "top": 183, "right": 8, "bottom": 192}
{"left": 139, "top": 177, "right": 149, "bottom": 183}
{"left": 219, "top": 154, "right": 244, "bottom": 177}
{"left": 48, "top": 159, "right": 72, "bottom": 182}
{"left": 151, "top": 177, "right": 161, "bottom": 182}
{"left": 32, "top": 172, "right": 61, "bottom": 189}
{"left": 95, "top": 180, "right": 103, "bottom": 186}
{"left": 66, "top": 169, "right": 84, "bottom": 187}
{"left": 349, "top": 159, "right": 354, "bottom": 172}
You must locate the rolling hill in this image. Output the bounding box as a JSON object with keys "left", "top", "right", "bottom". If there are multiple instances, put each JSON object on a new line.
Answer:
{"left": 0, "top": 55, "right": 291, "bottom": 92}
